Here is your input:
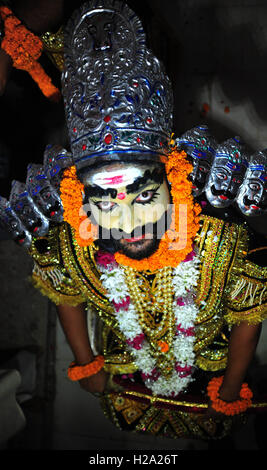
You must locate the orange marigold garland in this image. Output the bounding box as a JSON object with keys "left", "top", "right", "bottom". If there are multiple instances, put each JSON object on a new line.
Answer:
{"left": 0, "top": 6, "right": 61, "bottom": 102}
{"left": 60, "top": 165, "right": 98, "bottom": 247}
{"left": 114, "top": 148, "right": 202, "bottom": 270}
{"left": 67, "top": 355, "right": 105, "bottom": 381}
{"left": 207, "top": 376, "right": 253, "bottom": 416}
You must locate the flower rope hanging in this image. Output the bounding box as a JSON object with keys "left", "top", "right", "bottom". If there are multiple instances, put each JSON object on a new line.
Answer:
{"left": 0, "top": 6, "right": 61, "bottom": 102}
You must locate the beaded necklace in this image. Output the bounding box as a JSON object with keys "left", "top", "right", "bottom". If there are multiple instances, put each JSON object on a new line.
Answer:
{"left": 96, "top": 249, "right": 200, "bottom": 397}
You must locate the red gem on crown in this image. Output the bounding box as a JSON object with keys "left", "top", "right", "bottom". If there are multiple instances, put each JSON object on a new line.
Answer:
{"left": 82, "top": 144, "right": 86, "bottom": 151}
{"left": 104, "top": 134, "right": 113, "bottom": 145}
{"left": 104, "top": 115, "right": 111, "bottom": 123}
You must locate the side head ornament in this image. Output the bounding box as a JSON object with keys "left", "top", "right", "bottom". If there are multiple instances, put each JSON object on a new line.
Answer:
{"left": 177, "top": 125, "right": 217, "bottom": 197}
{"left": 43, "top": 144, "right": 73, "bottom": 189}
{"left": 205, "top": 136, "right": 249, "bottom": 208}
{"left": 236, "top": 149, "right": 267, "bottom": 216}
{"left": 26, "top": 163, "right": 64, "bottom": 223}
{"left": 0, "top": 195, "right": 32, "bottom": 248}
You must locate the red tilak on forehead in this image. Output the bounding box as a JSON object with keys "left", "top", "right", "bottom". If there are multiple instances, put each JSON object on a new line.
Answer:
{"left": 104, "top": 175, "right": 124, "bottom": 185}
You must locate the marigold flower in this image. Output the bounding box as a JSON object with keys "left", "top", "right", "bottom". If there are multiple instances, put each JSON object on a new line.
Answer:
{"left": 207, "top": 376, "right": 253, "bottom": 416}
{"left": 0, "top": 6, "right": 61, "bottom": 102}
{"left": 158, "top": 340, "right": 169, "bottom": 353}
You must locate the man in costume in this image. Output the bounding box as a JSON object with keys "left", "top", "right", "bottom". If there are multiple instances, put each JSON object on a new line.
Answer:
{"left": 0, "top": 0, "right": 267, "bottom": 442}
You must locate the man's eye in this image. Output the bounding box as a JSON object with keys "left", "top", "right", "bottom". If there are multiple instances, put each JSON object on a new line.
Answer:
{"left": 135, "top": 190, "right": 157, "bottom": 204}
{"left": 96, "top": 201, "right": 116, "bottom": 211}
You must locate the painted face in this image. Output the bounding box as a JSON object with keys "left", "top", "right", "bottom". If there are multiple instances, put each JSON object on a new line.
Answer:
{"left": 0, "top": 197, "right": 32, "bottom": 248}
{"left": 206, "top": 162, "right": 245, "bottom": 208}
{"left": 10, "top": 181, "right": 49, "bottom": 237}
{"left": 189, "top": 157, "right": 212, "bottom": 197}
{"left": 178, "top": 126, "right": 217, "bottom": 197}
{"left": 205, "top": 138, "right": 249, "bottom": 208}
{"left": 26, "top": 164, "right": 63, "bottom": 222}
{"left": 34, "top": 185, "right": 63, "bottom": 222}
{"left": 80, "top": 162, "right": 171, "bottom": 259}
{"left": 236, "top": 155, "right": 267, "bottom": 216}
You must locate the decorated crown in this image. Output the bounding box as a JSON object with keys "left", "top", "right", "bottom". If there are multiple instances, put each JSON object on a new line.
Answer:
{"left": 61, "top": 0, "right": 174, "bottom": 171}
{"left": 177, "top": 125, "right": 217, "bottom": 160}
{"left": 212, "top": 136, "right": 250, "bottom": 168}
{"left": 246, "top": 149, "right": 267, "bottom": 177}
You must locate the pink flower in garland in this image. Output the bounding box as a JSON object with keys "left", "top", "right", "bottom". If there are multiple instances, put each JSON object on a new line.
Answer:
{"left": 176, "top": 297, "right": 185, "bottom": 306}
{"left": 112, "top": 296, "right": 131, "bottom": 312}
{"left": 95, "top": 250, "right": 116, "bottom": 268}
{"left": 141, "top": 367, "right": 160, "bottom": 382}
{"left": 176, "top": 323, "right": 195, "bottom": 336}
{"left": 175, "top": 363, "right": 192, "bottom": 377}
{"left": 126, "top": 333, "right": 145, "bottom": 350}
{"left": 182, "top": 249, "right": 196, "bottom": 263}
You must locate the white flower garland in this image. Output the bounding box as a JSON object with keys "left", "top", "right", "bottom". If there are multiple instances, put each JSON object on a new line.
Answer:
{"left": 97, "top": 253, "right": 200, "bottom": 397}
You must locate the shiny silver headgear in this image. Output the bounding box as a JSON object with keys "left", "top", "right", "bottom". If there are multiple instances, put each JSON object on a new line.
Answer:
{"left": 0, "top": 195, "right": 32, "bottom": 248}
{"left": 43, "top": 144, "right": 73, "bottom": 185}
{"left": 236, "top": 149, "right": 267, "bottom": 216}
{"left": 205, "top": 136, "right": 250, "bottom": 208}
{"left": 9, "top": 180, "right": 50, "bottom": 237}
{"left": 177, "top": 125, "right": 217, "bottom": 197}
{"left": 26, "top": 163, "right": 64, "bottom": 223}
{"left": 61, "top": 0, "right": 174, "bottom": 172}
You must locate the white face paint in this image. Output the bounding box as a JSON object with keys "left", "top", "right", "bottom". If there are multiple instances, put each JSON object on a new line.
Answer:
{"left": 89, "top": 166, "right": 144, "bottom": 189}
{"left": 79, "top": 162, "right": 171, "bottom": 259}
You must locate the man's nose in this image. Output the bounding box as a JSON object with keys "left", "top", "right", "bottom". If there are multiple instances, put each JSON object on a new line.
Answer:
{"left": 117, "top": 206, "right": 140, "bottom": 234}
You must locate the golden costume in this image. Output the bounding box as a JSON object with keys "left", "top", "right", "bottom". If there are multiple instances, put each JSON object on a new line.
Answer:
{"left": 29, "top": 214, "right": 267, "bottom": 439}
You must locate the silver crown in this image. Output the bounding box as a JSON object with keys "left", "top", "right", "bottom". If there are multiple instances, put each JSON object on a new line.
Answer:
{"left": 177, "top": 125, "right": 217, "bottom": 158}
{"left": 212, "top": 136, "right": 250, "bottom": 167}
{"left": 62, "top": 0, "right": 174, "bottom": 171}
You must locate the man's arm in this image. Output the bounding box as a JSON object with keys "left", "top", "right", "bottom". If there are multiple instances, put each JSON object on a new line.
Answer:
{"left": 57, "top": 303, "right": 108, "bottom": 394}
{"left": 206, "top": 321, "right": 261, "bottom": 418}
{"left": 219, "top": 322, "right": 261, "bottom": 401}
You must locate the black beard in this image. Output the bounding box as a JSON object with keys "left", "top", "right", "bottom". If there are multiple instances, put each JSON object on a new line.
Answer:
{"left": 95, "top": 209, "right": 170, "bottom": 260}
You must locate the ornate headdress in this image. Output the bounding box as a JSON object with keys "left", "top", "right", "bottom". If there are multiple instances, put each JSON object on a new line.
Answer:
{"left": 236, "top": 149, "right": 267, "bottom": 216}
{"left": 177, "top": 125, "right": 217, "bottom": 197}
{"left": 61, "top": 0, "right": 174, "bottom": 171}
{"left": 205, "top": 136, "right": 250, "bottom": 208}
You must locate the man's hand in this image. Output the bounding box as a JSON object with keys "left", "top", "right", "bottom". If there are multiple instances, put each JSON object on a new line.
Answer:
{"left": 78, "top": 369, "right": 109, "bottom": 395}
